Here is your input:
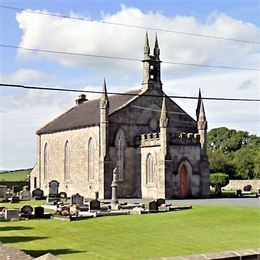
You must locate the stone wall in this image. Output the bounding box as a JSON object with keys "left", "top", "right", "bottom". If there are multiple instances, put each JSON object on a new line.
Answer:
{"left": 225, "top": 180, "right": 260, "bottom": 191}
{"left": 34, "top": 126, "right": 102, "bottom": 199}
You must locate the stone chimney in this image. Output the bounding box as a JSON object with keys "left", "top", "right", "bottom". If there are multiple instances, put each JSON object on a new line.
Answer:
{"left": 75, "top": 94, "right": 87, "bottom": 105}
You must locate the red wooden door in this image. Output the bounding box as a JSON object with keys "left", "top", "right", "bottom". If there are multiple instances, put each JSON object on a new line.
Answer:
{"left": 179, "top": 164, "right": 188, "bottom": 198}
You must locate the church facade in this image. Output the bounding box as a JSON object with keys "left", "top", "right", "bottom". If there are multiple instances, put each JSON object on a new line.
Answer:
{"left": 30, "top": 34, "right": 210, "bottom": 199}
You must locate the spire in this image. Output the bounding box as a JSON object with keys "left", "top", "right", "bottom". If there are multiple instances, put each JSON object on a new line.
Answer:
{"left": 100, "top": 78, "right": 109, "bottom": 109}
{"left": 154, "top": 33, "right": 160, "bottom": 59}
{"left": 196, "top": 89, "right": 202, "bottom": 120}
{"left": 160, "top": 94, "right": 168, "bottom": 128}
{"left": 198, "top": 99, "right": 206, "bottom": 123}
{"left": 144, "top": 31, "right": 150, "bottom": 57}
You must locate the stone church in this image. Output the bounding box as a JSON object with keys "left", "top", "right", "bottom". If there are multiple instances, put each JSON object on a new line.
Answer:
{"left": 30, "top": 34, "right": 210, "bottom": 199}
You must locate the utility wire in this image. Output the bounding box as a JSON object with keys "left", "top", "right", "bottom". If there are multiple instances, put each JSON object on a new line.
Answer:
{"left": 1, "top": 44, "right": 259, "bottom": 71}
{"left": 1, "top": 83, "right": 260, "bottom": 102}
{"left": 0, "top": 5, "right": 259, "bottom": 45}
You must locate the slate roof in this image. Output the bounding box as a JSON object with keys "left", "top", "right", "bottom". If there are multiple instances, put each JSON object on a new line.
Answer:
{"left": 37, "top": 88, "right": 142, "bottom": 134}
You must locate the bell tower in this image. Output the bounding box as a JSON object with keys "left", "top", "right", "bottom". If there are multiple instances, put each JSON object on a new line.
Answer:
{"left": 142, "top": 32, "right": 162, "bottom": 91}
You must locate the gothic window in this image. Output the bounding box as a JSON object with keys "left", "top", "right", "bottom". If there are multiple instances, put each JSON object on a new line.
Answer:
{"left": 146, "top": 153, "right": 153, "bottom": 184}
{"left": 115, "top": 129, "right": 126, "bottom": 181}
{"left": 43, "top": 143, "right": 48, "bottom": 180}
{"left": 64, "top": 141, "right": 70, "bottom": 180}
{"left": 88, "top": 138, "right": 95, "bottom": 181}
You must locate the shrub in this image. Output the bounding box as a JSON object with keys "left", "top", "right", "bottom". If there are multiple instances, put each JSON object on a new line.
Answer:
{"left": 210, "top": 173, "right": 229, "bottom": 188}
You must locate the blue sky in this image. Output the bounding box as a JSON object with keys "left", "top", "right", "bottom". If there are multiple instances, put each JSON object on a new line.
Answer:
{"left": 0, "top": 0, "right": 259, "bottom": 169}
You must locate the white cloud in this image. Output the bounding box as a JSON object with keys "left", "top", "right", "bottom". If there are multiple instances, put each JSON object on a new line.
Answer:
{"left": 16, "top": 6, "right": 259, "bottom": 74}
{"left": 0, "top": 69, "right": 48, "bottom": 84}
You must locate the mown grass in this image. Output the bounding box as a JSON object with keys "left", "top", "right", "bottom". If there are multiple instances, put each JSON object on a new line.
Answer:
{"left": 0, "top": 169, "right": 31, "bottom": 181}
{"left": 0, "top": 205, "right": 259, "bottom": 259}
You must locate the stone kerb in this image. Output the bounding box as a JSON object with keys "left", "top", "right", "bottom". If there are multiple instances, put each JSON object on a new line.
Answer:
{"left": 140, "top": 133, "right": 160, "bottom": 147}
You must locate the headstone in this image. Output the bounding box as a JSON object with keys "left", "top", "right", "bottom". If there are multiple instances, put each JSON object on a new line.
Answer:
{"left": 20, "top": 188, "right": 31, "bottom": 201}
{"left": 4, "top": 192, "right": 12, "bottom": 201}
{"left": 12, "top": 185, "right": 19, "bottom": 194}
{"left": 0, "top": 207, "right": 6, "bottom": 221}
{"left": 5, "top": 209, "right": 20, "bottom": 221}
{"left": 32, "top": 188, "right": 44, "bottom": 199}
{"left": 157, "top": 198, "right": 165, "bottom": 206}
{"left": 49, "top": 180, "right": 59, "bottom": 195}
{"left": 34, "top": 206, "right": 44, "bottom": 218}
{"left": 0, "top": 185, "right": 7, "bottom": 198}
{"left": 70, "top": 193, "right": 84, "bottom": 205}
{"left": 89, "top": 199, "right": 101, "bottom": 211}
{"left": 148, "top": 200, "right": 158, "bottom": 212}
{"left": 20, "top": 205, "right": 33, "bottom": 216}
{"left": 10, "top": 196, "right": 20, "bottom": 203}
{"left": 244, "top": 185, "right": 252, "bottom": 192}
{"left": 47, "top": 180, "right": 60, "bottom": 202}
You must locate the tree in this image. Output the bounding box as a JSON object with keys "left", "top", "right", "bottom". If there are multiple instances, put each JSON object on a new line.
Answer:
{"left": 210, "top": 173, "right": 229, "bottom": 195}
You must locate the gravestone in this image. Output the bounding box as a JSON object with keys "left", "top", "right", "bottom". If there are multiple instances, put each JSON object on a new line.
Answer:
{"left": 89, "top": 199, "right": 100, "bottom": 211}
{"left": 47, "top": 180, "right": 59, "bottom": 202}
{"left": 0, "top": 185, "right": 7, "bottom": 198}
{"left": 5, "top": 209, "right": 20, "bottom": 221}
{"left": 20, "top": 188, "right": 31, "bottom": 201}
{"left": 244, "top": 185, "right": 252, "bottom": 192}
{"left": 148, "top": 200, "right": 158, "bottom": 212}
{"left": 70, "top": 193, "right": 84, "bottom": 205}
{"left": 10, "top": 196, "right": 20, "bottom": 203}
{"left": 32, "top": 188, "right": 44, "bottom": 199}
{"left": 157, "top": 198, "right": 165, "bottom": 206}
{"left": 12, "top": 185, "right": 19, "bottom": 194}
{"left": 34, "top": 206, "right": 44, "bottom": 218}
{"left": 20, "top": 205, "right": 33, "bottom": 218}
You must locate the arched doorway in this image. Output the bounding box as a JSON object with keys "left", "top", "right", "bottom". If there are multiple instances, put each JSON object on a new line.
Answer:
{"left": 179, "top": 164, "right": 188, "bottom": 198}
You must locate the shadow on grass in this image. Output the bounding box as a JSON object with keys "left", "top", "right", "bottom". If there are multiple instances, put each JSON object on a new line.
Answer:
{"left": 0, "top": 226, "right": 33, "bottom": 231}
{"left": 0, "top": 236, "right": 48, "bottom": 244}
{"left": 24, "top": 248, "right": 85, "bottom": 257}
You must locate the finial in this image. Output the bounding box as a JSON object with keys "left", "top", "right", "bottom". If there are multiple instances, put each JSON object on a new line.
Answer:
{"left": 144, "top": 31, "right": 150, "bottom": 55}
{"left": 154, "top": 33, "right": 160, "bottom": 58}
{"left": 160, "top": 94, "right": 168, "bottom": 127}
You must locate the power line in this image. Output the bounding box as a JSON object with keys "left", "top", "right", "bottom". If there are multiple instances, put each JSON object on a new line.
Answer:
{"left": 1, "top": 83, "right": 260, "bottom": 102}
{"left": 0, "top": 5, "right": 259, "bottom": 45}
{"left": 1, "top": 44, "right": 259, "bottom": 72}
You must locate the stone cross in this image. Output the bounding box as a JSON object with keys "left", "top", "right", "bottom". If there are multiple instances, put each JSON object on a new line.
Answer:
{"left": 111, "top": 168, "right": 119, "bottom": 205}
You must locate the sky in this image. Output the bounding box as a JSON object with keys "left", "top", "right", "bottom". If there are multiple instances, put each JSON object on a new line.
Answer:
{"left": 0, "top": 0, "right": 259, "bottom": 170}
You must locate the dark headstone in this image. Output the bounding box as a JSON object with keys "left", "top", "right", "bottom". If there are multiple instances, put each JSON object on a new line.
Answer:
{"left": 32, "top": 188, "right": 44, "bottom": 199}
{"left": 157, "top": 198, "right": 165, "bottom": 206}
{"left": 12, "top": 185, "right": 19, "bottom": 194}
{"left": 10, "top": 196, "right": 20, "bottom": 203}
{"left": 34, "top": 206, "right": 44, "bottom": 218}
{"left": 148, "top": 200, "right": 158, "bottom": 212}
{"left": 89, "top": 199, "right": 100, "bottom": 211}
{"left": 48, "top": 180, "right": 59, "bottom": 195}
{"left": 244, "top": 185, "right": 252, "bottom": 192}
{"left": 20, "top": 205, "right": 33, "bottom": 215}
{"left": 236, "top": 189, "right": 242, "bottom": 197}
{"left": 70, "top": 193, "right": 84, "bottom": 205}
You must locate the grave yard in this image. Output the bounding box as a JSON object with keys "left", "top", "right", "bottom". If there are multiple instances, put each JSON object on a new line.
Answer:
{"left": 0, "top": 205, "right": 259, "bottom": 259}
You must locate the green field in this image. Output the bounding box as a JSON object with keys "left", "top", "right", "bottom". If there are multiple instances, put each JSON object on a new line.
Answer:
{"left": 0, "top": 205, "right": 259, "bottom": 259}
{"left": 0, "top": 169, "right": 31, "bottom": 181}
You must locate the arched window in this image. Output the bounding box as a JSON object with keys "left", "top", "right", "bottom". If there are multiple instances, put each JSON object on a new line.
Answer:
{"left": 146, "top": 153, "right": 153, "bottom": 184}
{"left": 88, "top": 138, "right": 94, "bottom": 181}
{"left": 64, "top": 141, "right": 70, "bottom": 180}
{"left": 115, "top": 129, "right": 126, "bottom": 181}
{"left": 43, "top": 143, "right": 48, "bottom": 180}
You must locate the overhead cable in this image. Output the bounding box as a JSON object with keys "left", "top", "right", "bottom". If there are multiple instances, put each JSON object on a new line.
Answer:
{"left": 0, "top": 5, "right": 259, "bottom": 45}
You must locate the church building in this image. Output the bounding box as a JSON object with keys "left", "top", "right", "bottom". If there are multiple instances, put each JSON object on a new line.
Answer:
{"left": 30, "top": 34, "right": 210, "bottom": 199}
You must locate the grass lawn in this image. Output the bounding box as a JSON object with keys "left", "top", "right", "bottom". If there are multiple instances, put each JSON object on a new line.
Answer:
{"left": 0, "top": 205, "right": 259, "bottom": 259}
{"left": 0, "top": 169, "right": 31, "bottom": 181}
